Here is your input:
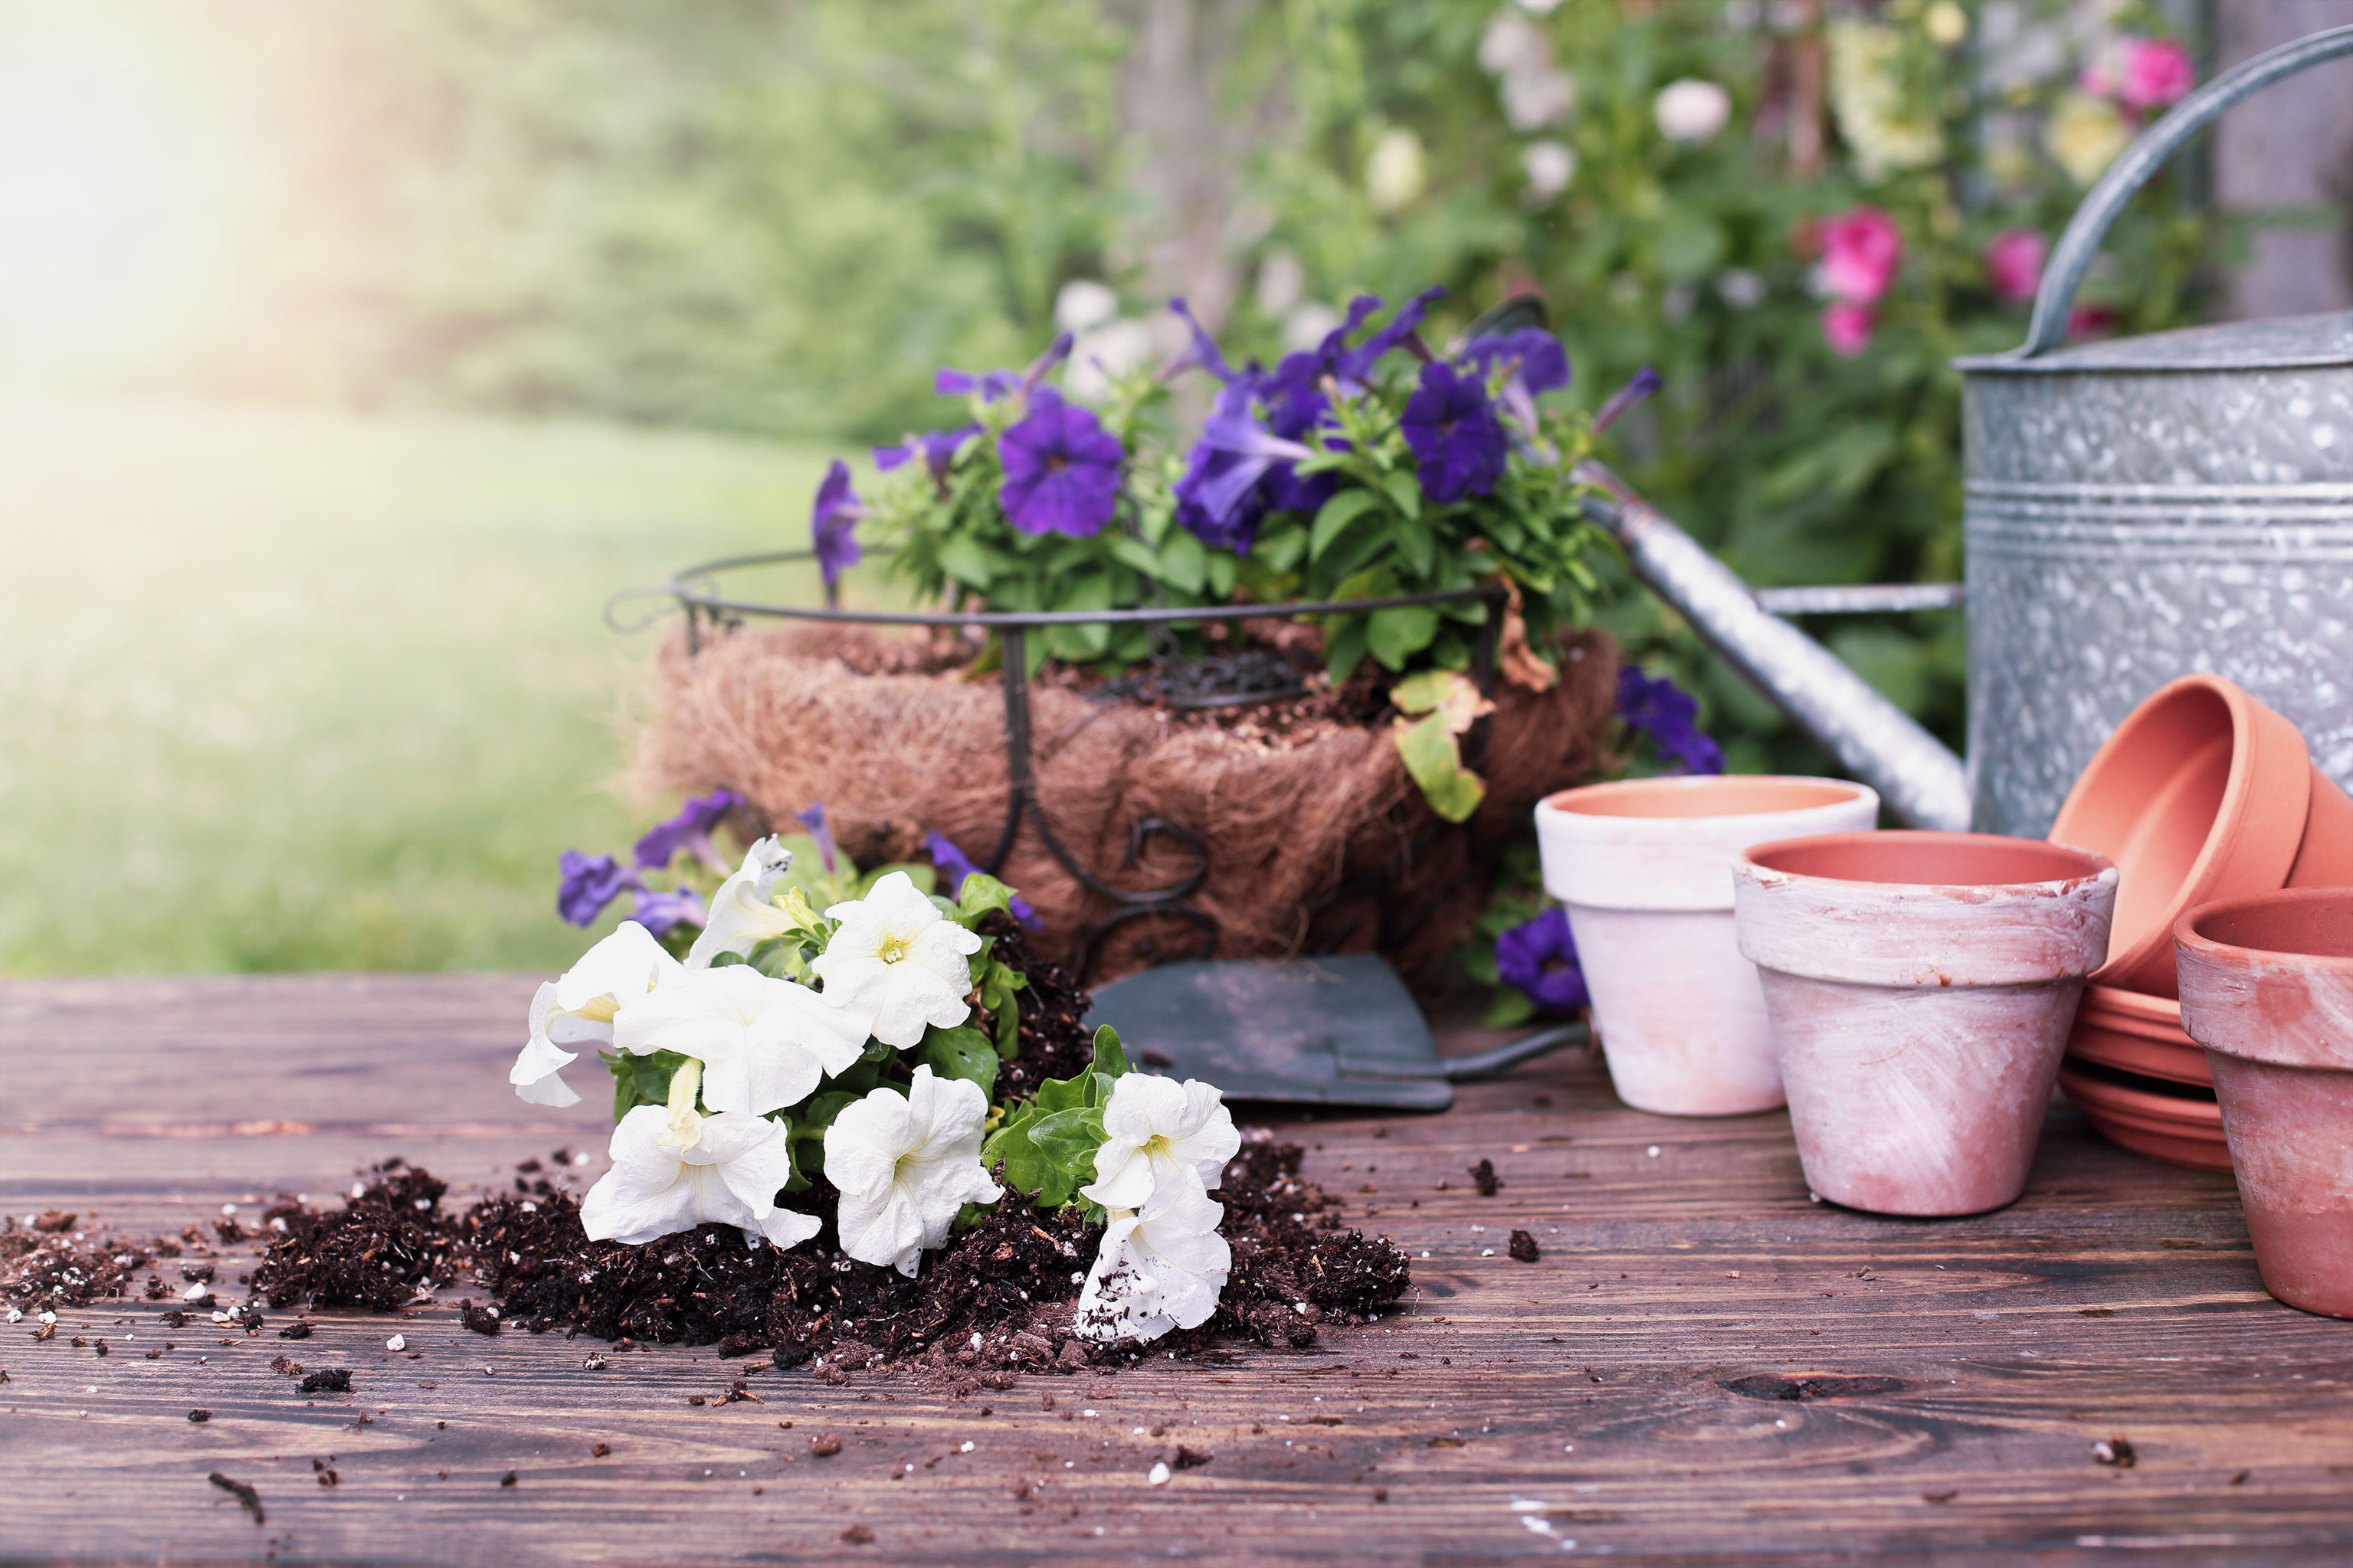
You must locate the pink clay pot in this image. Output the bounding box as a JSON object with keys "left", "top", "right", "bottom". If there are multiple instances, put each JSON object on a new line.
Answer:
{"left": 1732, "top": 832, "right": 2117, "bottom": 1216}
{"left": 2046, "top": 674, "right": 2350, "bottom": 999}
{"left": 2175, "top": 889, "right": 2353, "bottom": 1318}
{"left": 1535, "top": 775, "right": 1879, "bottom": 1117}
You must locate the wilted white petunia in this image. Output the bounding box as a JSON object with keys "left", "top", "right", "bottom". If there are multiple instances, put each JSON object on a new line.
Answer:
{"left": 1079, "top": 1073, "right": 1242, "bottom": 1211}
{"left": 1073, "top": 1179, "right": 1231, "bottom": 1344}
{"left": 811, "top": 871, "right": 982, "bottom": 1049}
{"left": 687, "top": 836, "right": 798, "bottom": 968}
{"left": 509, "top": 920, "right": 682, "bottom": 1106}
{"left": 1654, "top": 77, "right": 1732, "bottom": 144}
{"left": 579, "top": 1105, "right": 818, "bottom": 1249}
{"left": 824, "top": 1066, "right": 1002, "bottom": 1276}
{"left": 614, "top": 963, "right": 868, "bottom": 1117}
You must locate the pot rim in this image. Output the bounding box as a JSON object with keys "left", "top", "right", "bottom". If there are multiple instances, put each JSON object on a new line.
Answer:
{"left": 2174, "top": 886, "right": 2353, "bottom": 975}
{"left": 2076, "top": 984, "right": 2184, "bottom": 1025}
{"left": 1738, "top": 830, "right": 2114, "bottom": 893}
{"left": 1539, "top": 774, "right": 1873, "bottom": 824}
{"left": 2056, "top": 1059, "right": 2223, "bottom": 1129}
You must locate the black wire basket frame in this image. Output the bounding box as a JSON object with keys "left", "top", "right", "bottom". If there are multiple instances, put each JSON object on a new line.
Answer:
{"left": 634, "top": 552, "right": 1509, "bottom": 975}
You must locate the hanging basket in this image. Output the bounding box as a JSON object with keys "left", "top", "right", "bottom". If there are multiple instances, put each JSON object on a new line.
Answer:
{"left": 626, "top": 553, "right": 1619, "bottom": 988}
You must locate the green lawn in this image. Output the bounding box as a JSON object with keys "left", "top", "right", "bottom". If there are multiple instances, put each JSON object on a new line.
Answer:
{"left": 0, "top": 398, "right": 831, "bottom": 973}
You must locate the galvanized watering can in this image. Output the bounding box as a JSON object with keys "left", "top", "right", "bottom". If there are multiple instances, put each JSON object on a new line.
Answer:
{"left": 1585, "top": 24, "right": 2353, "bottom": 836}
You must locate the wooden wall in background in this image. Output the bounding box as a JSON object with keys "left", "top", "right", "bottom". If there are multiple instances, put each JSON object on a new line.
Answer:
{"left": 2214, "top": 0, "right": 2353, "bottom": 320}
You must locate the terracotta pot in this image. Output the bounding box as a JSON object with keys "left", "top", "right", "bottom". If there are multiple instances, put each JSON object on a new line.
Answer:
{"left": 2055, "top": 1059, "right": 2230, "bottom": 1170}
{"left": 1732, "top": 832, "right": 2117, "bottom": 1216}
{"left": 2176, "top": 889, "right": 2353, "bottom": 1318}
{"left": 1535, "top": 776, "right": 1879, "bottom": 1117}
{"left": 2067, "top": 984, "right": 2207, "bottom": 1088}
{"left": 2289, "top": 764, "right": 2353, "bottom": 890}
{"left": 2046, "top": 674, "right": 2325, "bottom": 999}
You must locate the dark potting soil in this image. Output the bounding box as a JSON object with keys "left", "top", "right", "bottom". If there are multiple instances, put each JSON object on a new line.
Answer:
{"left": 983, "top": 912, "right": 1095, "bottom": 1102}
{"left": 249, "top": 1160, "right": 464, "bottom": 1311}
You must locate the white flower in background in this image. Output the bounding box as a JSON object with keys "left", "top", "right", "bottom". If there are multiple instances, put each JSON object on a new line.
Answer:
{"left": 1478, "top": 13, "right": 1547, "bottom": 77}
{"left": 1073, "top": 1179, "right": 1231, "bottom": 1344}
{"left": 614, "top": 963, "right": 867, "bottom": 1117}
{"left": 1923, "top": 0, "right": 1968, "bottom": 48}
{"left": 1365, "top": 129, "right": 1427, "bottom": 214}
{"left": 1716, "top": 267, "right": 1768, "bottom": 310}
{"left": 1282, "top": 301, "right": 1342, "bottom": 352}
{"left": 579, "top": 1104, "right": 817, "bottom": 1249}
{"left": 509, "top": 921, "right": 682, "bottom": 1106}
{"left": 687, "top": 836, "right": 798, "bottom": 967}
{"left": 2045, "top": 90, "right": 2131, "bottom": 186}
{"left": 1827, "top": 19, "right": 1942, "bottom": 179}
{"left": 1513, "top": 0, "right": 1563, "bottom": 15}
{"left": 1054, "top": 279, "right": 1120, "bottom": 336}
{"left": 1255, "top": 250, "right": 1306, "bottom": 317}
{"left": 824, "top": 1066, "right": 1002, "bottom": 1275}
{"left": 1654, "top": 78, "right": 1731, "bottom": 145}
{"left": 1501, "top": 67, "right": 1576, "bottom": 132}
{"left": 1080, "top": 1073, "right": 1242, "bottom": 1210}
{"left": 811, "top": 870, "right": 982, "bottom": 1049}
{"left": 1522, "top": 139, "right": 1576, "bottom": 201}
{"left": 1064, "top": 318, "right": 1156, "bottom": 402}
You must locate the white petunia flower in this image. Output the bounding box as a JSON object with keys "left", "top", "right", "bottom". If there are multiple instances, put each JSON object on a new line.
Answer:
{"left": 687, "top": 836, "right": 798, "bottom": 968}
{"left": 1073, "top": 1179, "right": 1231, "bottom": 1344}
{"left": 823, "top": 1066, "right": 1002, "bottom": 1276}
{"left": 1654, "top": 77, "right": 1732, "bottom": 144}
{"left": 579, "top": 1105, "right": 817, "bottom": 1249}
{"left": 510, "top": 921, "right": 681, "bottom": 1106}
{"left": 811, "top": 871, "right": 982, "bottom": 1049}
{"left": 1500, "top": 67, "right": 1576, "bottom": 132}
{"left": 1522, "top": 139, "right": 1576, "bottom": 201}
{"left": 1365, "top": 128, "right": 1427, "bottom": 214}
{"left": 1079, "top": 1073, "right": 1242, "bottom": 1211}
{"left": 614, "top": 963, "right": 867, "bottom": 1117}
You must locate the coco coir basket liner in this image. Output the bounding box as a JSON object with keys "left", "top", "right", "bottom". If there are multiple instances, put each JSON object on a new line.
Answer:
{"left": 636, "top": 620, "right": 1617, "bottom": 986}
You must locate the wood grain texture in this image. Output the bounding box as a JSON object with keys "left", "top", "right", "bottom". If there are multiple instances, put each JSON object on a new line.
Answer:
{"left": 5, "top": 974, "right": 2353, "bottom": 1566}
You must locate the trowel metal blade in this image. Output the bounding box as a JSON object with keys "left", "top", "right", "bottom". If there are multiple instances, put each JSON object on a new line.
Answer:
{"left": 1083, "top": 955, "right": 1453, "bottom": 1111}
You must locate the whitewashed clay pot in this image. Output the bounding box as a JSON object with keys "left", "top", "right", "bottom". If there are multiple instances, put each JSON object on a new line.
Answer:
{"left": 2175, "top": 889, "right": 2353, "bottom": 1318}
{"left": 1732, "top": 832, "right": 2117, "bottom": 1216}
{"left": 1534, "top": 776, "right": 1880, "bottom": 1117}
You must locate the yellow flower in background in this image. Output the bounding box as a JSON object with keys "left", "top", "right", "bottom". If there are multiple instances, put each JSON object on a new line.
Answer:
{"left": 1827, "top": 20, "right": 1942, "bottom": 181}
{"left": 2046, "top": 90, "right": 2131, "bottom": 185}
{"left": 1365, "top": 128, "right": 1427, "bottom": 214}
{"left": 1924, "top": 2, "right": 1968, "bottom": 48}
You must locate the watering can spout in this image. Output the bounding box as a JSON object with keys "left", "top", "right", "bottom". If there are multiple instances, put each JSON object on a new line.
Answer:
{"left": 1575, "top": 460, "right": 1972, "bottom": 832}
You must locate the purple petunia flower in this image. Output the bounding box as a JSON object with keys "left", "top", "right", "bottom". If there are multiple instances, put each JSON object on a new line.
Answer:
{"left": 1337, "top": 285, "right": 1444, "bottom": 381}
{"left": 1593, "top": 364, "right": 1663, "bottom": 435}
{"left": 631, "top": 884, "right": 708, "bottom": 938}
{"left": 1495, "top": 905, "right": 1588, "bottom": 1017}
{"left": 1173, "top": 375, "right": 1321, "bottom": 552}
{"left": 794, "top": 802, "right": 838, "bottom": 875}
{"left": 633, "top": 787, "right": 743, "bottom": 874}
{"left": 1401, "top": 360, "right": 1509, "bottom": 503}
{"left": 996, "top": 386, "right": 1124, "bottom": 537}
{"left": 1615, "top": 665, "right": 1725, "bottom": 775}
{"left": 1457, "top": 326, "right": 1570, "bottom": 432}
{"left": 935, "top": 365, "right": 1021, "bottom": 401}
{"left": 811, "top": 460, "right": 864, "bottom": 595}
{"left": 1165, "top": 298, "right": 1237, "bottom": 383}
{"left": 925, "top": 832, "right": 1038, "bottom": 924}
{"left": 556, "top": 849, "right": 637, "bottom": 928}
{"left": 873, "top": 424, "right": 979, "bottom": 484}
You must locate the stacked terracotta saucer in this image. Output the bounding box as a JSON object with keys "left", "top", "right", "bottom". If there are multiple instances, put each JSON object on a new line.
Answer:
{"left": 2044, "top": 676, "right": 2353, "bottom": 1170}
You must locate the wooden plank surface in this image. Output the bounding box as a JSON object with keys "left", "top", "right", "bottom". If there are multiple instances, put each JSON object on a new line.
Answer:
{"left": 4, "top": 974, "right": 2353, "bottom": 1565}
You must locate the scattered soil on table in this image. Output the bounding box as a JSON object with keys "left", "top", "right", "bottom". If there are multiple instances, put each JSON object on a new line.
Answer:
{"left": 249, "top": 1161, "right": 462, "bottom": 1311}
{"left": 1470, "top": 1159, "right": 1504, "bottom": 1196}
{"left": 208, "top": 1472, "right": 265, "bottom": 1526}
{"left": 1508, "top": 1229, "right": 1540, "bottom": 1262}
{"left": 0, "top": 1213, "right": 182, "bottom": 1312}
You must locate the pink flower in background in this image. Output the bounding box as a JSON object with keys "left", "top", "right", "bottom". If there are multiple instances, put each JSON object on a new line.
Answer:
{"left": 1984, "top": 229, "right": 2047, "bottom": 303}
{"left": 1817, "top": 207, "right": 1902, "bottom": 305}
{"left": 2117, "top": 38, "right": 2194, "bottom": 113}
{"left": 1822, "top": 302, "right": 1876, "bottom": 357}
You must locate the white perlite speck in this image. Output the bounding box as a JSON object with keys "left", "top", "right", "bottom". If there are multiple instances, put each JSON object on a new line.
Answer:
{"left": 387, "top": 1334, "right": 407, "bottom": 1351}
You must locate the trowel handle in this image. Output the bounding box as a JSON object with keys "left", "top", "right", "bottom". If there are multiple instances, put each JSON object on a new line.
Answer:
{"left": 2019, "top": 24, "right": 2353, "bottom": 360}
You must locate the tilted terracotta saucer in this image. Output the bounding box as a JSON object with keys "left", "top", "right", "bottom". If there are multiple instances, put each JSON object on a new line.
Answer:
{"left": 2055, "top": 1058, "right": 2231, "bottom": 1173}
{"left": 2066, "top": 984, "right": 2207, "bottom": 1088}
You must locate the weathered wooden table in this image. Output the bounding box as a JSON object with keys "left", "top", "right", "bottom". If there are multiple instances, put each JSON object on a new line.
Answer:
{"left": 5, "top": 975, "right": 2351, "bottom": 1565}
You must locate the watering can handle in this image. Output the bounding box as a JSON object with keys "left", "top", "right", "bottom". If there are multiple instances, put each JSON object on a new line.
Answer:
{"left": 2017, "top": 23, "right": 2353, "bottom": 360}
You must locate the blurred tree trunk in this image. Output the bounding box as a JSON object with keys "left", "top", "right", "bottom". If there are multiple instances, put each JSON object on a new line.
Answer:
{"left": 1111, "top": 0, "right": 1261, "bottom": 332}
